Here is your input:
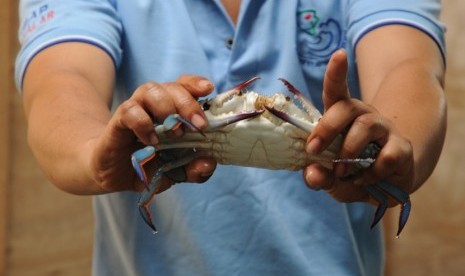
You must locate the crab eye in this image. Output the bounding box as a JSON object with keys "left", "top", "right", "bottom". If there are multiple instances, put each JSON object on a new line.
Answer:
{"left": 285, "top": 96, "right": 291, "bottom": 101}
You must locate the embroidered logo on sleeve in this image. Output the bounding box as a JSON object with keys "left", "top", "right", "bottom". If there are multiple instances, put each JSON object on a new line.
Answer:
{"left": 20, "top": 4, "right": 56, "bottom": 43}
{"left": 297, "top": 9, "right": 345, "bottom": 65}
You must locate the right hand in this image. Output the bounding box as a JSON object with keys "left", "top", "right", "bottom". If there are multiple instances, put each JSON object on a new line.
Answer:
{"left": 89, "top": 75, "right": 218, "bottom": 193}
{"left": 304, "top": 50, "right": 414, "bottom": 206}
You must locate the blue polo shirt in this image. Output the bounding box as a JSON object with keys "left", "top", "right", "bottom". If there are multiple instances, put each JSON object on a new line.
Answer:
{"left": 16, "top": 1, "right": 445, "bottom": 275}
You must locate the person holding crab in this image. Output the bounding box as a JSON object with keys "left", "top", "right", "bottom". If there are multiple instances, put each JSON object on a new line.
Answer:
{"left": 17, "top": 1, "right": 446, "bottom": 275}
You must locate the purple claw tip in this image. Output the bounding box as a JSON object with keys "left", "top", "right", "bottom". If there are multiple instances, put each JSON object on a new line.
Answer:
{"left": 139, "top": 206, "right": 158, "bottom": 234}
{"left": 265, "top": 106, "right": 289, "bottom": 120}
{"left": 278, "top": 78, "right": 303, "bottom": 97}
{"left": 234, "top": 76, "right": 260, "bottom": 91}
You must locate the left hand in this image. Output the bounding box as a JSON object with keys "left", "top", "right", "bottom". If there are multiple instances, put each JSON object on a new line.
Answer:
{"left": 303, "top": 49, "right": 415, "bottom": 205}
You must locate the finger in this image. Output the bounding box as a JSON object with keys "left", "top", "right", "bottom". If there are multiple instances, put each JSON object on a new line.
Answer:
{"left": 323, "top": 49, "right": 351, "bottom": 111}
{"left": 184, "top": 157, "right": 217, "bottom": 183}
{"left": 305, "top": 163, "right": 372, "bottom": 204}
{"left": 335, "top": 112, "right": 389, "bottom": 177}
{"left": 307, "top": 99, "right": 368, "bottom": 154}
{"left": 132, "top": 82, "right": 177, "bottom": 123}
{"left": 163, "top": 82, "right": 208, "bottom": 129}
{"left": 121, "top": 81, "right": 182, "bottom": 143}
{"left": 176, "top": 75, "right": 215, "bottom": 97}
{"left": 134, "top": 81, "right": 208, "bottom": 131}
{"left": 116, "top": 98, "right": 158, "bottom": 145}
{"left": 352, "top": 135, "right": 414, "bottom": 190}
{"left": 303, "top": 163, "right": 334, "bottom": 191}
{"left": 327, "top": 178, "right": 371, "bottom": 203}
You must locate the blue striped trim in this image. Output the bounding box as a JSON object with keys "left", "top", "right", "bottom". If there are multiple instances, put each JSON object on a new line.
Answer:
{"left": 19, "top": 36, "right": 119, "bottom": 90}
{"left": 352, "top": 20, "right": 446, "bottom": 65}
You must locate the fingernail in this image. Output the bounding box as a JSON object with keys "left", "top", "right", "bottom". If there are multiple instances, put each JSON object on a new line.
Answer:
{"left": 305, "top": 170, "right": 321, "bottom": 191}
{"left": 307, "top": 137, "right": 322, "bottom": 154}
{"left": 336, "top": 48, "right": 347, "bottom": 55}
{"left": 191, "top": 113, "right": 207, "bottom": 129}
{"left": 198, "top": 80, "right": 213, "bottom": 91}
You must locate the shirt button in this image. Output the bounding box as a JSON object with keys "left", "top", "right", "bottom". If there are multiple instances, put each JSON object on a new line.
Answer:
{"left": 225, "top": 37, "right": 234, "bottom": 49}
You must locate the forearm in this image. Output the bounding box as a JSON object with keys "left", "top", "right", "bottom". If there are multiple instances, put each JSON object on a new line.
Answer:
{"left": 22, "top": 42, "right": 217, "bottom": 196}
{"left": 23, "top": 43, "right": 115, "bottom": 195}
{"left": 357, "top": 25, "right": 446, "bottom": 191}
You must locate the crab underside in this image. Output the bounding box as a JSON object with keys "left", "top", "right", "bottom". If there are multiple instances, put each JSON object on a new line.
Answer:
{"left": 131, "top": 77, "right": 411, "bottom": 237}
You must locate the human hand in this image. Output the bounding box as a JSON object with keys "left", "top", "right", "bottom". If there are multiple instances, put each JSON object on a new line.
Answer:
{"left": 89, "top": 75, "right": 217, "bottom": 193}
{"left": 304, "top": 50, "right": 415, "bottom": 205}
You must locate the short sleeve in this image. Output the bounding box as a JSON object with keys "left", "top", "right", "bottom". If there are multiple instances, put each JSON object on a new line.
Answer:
{"left": 346, "top": 0, "right": 446, "bottom": 62}
{"left": 15, "top": 0, "right": 123, "bottom": 90}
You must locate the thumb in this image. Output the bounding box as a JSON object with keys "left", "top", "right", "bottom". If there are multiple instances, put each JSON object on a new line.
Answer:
{"left": 323, "top": 49, "right": 351, "bottom": 111}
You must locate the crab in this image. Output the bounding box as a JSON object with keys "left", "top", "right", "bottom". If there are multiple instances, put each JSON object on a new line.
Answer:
{"left": 131, "top": 77, "right": 411, "bottom": 237}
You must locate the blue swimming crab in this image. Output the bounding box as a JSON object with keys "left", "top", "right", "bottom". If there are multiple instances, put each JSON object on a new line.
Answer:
{"left": 131, "top": 77, "right": 411, "bottom": 237}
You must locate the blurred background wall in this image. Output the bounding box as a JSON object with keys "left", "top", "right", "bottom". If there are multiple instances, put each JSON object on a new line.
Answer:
{"left": 384, "top": 1, "right": 465, "bottom": 274}
{"left": 1, "top": 1, "right": 464, "bottom": 275}
{"left": 1, "top": 1, "right": 94, "bottom": 275}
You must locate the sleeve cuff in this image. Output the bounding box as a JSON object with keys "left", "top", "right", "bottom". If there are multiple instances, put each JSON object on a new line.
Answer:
{"left": 15, "top": 35, "right": 121, "bottom": 91}
{"left": 348, "top": 10, "right": 446, "bottom": 65}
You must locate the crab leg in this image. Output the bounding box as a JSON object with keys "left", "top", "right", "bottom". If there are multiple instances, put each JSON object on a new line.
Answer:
{"left": 364, "top": 182, "right": 411, "bottom": 237}
{"left": 132, "top": 113, "right": 205, "bottom": 188}
{"left": 208, "top": 77, "right": 260, "bottom": 107}
{"left": 207, "top": 110, "right": 264, "bottom": 129}
{"left": 364, "top": 185, "right": 388, "bottom": 230}
{"left": 153, "top": 111, "right": 264, "bottom": 146}
{"left": 133, "top": 110, "right": 266, "bottom": 233}
{"left": 131, "top": 145, "right": 163, "bottom": 232}
{"left": 376, "top": 181, "right": 411, "bottom": 237}
{"left": 131, "top": 113, "right": 206, "bottom": 233}
{"left": 137, "top": 165, "right": 163, "bottom": 233}
{"left": 155, "top": 114, "right": 205, "bottom": 135}
{"left": 131, "top": 146, "right": 156, "bottom": 189}
{"left": 137, "top": 150, "right": 201, "bottom": 233}
{"left": 278, "top": 78, "right": 322, "bottom": 120}
{"left": 265, "top": 106, "right": 314, "bottom": 133}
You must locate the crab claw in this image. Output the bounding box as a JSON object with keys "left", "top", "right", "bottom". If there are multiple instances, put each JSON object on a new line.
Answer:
{"left": 365, "top": 182, "right": 411, "bottom": 237}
